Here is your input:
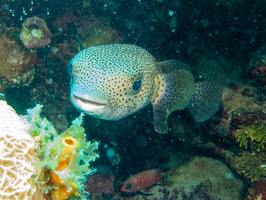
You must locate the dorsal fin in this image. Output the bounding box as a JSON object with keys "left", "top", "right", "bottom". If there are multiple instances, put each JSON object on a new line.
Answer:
{"left": 158, "top": 59, "right": 191, "bottom": 73}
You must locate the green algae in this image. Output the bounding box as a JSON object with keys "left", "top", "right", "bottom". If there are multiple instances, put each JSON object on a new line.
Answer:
{"left": 232, "top": 124, "right": 266, "bottom": 182}
{"left": 234, "top": 125, "right": 266, "bottom": 151}
{"left": 232, "top": 151, "right": 266, "bottom": 183}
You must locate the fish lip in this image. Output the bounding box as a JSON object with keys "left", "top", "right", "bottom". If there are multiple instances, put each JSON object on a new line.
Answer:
{"left": 70, "top": 93, "right": 113, "bottom": 119}
{"left": 73, "top": 95, "right": 107, "bottom": 106}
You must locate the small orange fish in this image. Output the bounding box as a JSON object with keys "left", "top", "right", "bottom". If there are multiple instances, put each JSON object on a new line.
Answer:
{"left": 120, "top": 169, "right": 171, "bottom": 193}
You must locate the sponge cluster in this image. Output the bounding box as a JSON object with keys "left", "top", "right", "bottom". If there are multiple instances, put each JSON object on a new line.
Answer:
{"left": 0, "top": 101, "right": 36, "bottom": 200}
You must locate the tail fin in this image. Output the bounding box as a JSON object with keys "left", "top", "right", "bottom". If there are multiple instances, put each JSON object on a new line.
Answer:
{"left": 187, "top": 81, "right": 222, "bottom": 122}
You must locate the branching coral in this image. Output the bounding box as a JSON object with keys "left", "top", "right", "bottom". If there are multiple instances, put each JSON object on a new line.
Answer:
{"left": 25, "top": 105, "right": 99, "bottom": 200}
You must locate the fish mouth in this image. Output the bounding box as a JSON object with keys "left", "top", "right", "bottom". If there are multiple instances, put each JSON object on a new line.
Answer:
{"left": 73, "top": 95, "right": 107, "bottom": 107}
{"left": 70, "top": 93, "right": 113, "bottom": 120}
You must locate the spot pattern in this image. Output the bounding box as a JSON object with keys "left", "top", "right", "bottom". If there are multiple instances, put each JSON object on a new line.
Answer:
{"left": 187, "top": 81, "right": 222, "bottom": 122}
{"left": 158, "top": 59, "right": 191, "bottom": 73}
{"left": 70, "top": 44, "right": 158, "bottom": 119}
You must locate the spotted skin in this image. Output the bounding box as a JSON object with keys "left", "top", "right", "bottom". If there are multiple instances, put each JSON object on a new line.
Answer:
{"left": 69, "top": 44, "right": 158, "bottom": 120}
{"left": 69, "top": 44, "right": 222, "bottom": 134}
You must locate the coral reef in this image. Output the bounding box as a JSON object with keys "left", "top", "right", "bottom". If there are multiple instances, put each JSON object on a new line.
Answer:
{"left": 189, "top": 83, "right": 266, "bottom": 185}
{"left": 20, "top": 16, "right": 51, "bottom": 49}
{"left": 0, "top": 100, "right": 100, "bottom": 200}
{"left": 189, "top": 130, "right": 266, "bottom": 190}
{"left": 26, "top": 105, "right": 100, "bottom": 200}
{"left": 0, "top": 100, "right": 36, "bottom": 200}
{"left": 199, "top": 83, "right": 266, "bottom": 184}
{"left": 208, "top": 84, "right": 266, "bottom": 137}
{"left": 0, "top": 30, "right": 37, "bottom": 92}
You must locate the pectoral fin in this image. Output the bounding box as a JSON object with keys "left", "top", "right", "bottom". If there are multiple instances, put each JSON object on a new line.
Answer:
{"left": 152, "top": 69, "right": 195, "bottom": 134}
{"left": 153, "top": 105, "right": 168, "bottom": 134}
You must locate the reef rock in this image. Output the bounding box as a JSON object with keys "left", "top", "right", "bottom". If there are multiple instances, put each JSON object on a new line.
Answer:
{"left": 210, "top": 84, "right": 266, "bottom": 138}
{"left": 86, "top": 165, "right": 115, "bottom": 198}
{"left": 0, "top": 31, "right": 37, "bottom": 92}
{"left": 114, "top": 156, "right": 245, "bottom": 200}
{"left": 248, "top": 46, "right": 266, "bottom": 88}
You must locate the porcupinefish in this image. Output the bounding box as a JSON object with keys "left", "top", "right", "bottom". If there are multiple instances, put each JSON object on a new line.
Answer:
{"left": 68, "top": 44, "right": 222, "bottom": 134}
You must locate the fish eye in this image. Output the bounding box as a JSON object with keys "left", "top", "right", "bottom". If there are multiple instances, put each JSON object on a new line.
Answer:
{"left": 132, "top": 78, "right": 142, "bottom": 93}
{"left": 68, "top": 61, "right": 73, "bottom": 75}
{"left": 125, "top": 183, "right": 132, "bottom": 190}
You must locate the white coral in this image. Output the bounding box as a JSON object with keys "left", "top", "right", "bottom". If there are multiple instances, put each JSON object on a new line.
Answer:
{"left": 0, "top": 101, "right": 36, "bottom": 200}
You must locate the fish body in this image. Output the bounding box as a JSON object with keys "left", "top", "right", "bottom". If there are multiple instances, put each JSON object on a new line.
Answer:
{"left": 69, "top": 44, "right": 222, "bottom": 134}
{"left": 120, "top": 169, "right": 169, "bottom": 193}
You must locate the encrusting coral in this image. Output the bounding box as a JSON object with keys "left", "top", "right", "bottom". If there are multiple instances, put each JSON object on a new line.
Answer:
{"left": 0, "top": 101, "right": 99, "bottom": 200}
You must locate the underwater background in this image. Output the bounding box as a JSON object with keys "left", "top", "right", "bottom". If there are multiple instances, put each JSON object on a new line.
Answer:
{"left": 0, "top": 0, "right": 265, "bottom": 199}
